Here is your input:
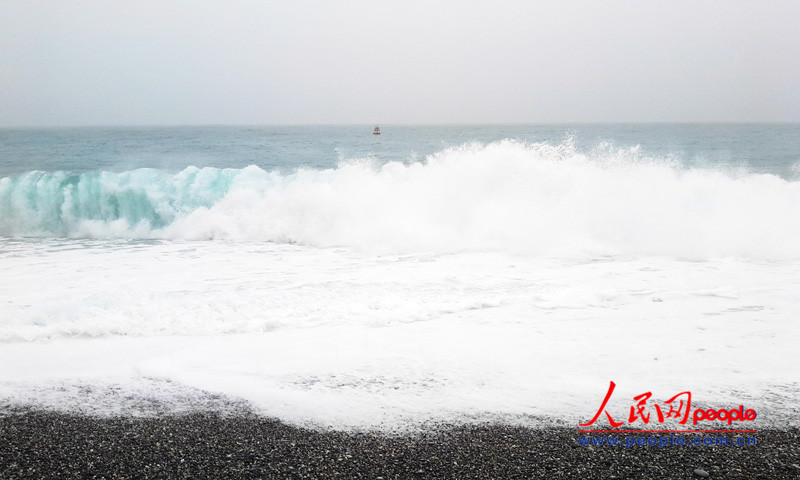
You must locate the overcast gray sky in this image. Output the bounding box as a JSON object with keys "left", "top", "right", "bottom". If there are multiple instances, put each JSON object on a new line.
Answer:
{"left": 1, "top": 0, "right": 799, "bottom": 126}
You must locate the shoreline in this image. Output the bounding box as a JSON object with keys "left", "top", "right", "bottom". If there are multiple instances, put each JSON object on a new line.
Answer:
{"left": 1, "top": 410, "right": 798, "bottom": 479}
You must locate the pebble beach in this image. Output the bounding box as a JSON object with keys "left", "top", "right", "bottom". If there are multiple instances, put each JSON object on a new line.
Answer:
{"left": 2, "top": 410, "right": 798, "bottom": 479}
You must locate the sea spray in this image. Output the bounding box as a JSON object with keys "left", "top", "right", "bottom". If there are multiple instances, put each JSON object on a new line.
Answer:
{"left": 1, "top": 140, "right": 799, "bottom": 259}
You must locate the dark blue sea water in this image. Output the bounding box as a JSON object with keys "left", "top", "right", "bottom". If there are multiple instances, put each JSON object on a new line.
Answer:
{"left": 2, "top": 124, "right": 798, "bottom": 177}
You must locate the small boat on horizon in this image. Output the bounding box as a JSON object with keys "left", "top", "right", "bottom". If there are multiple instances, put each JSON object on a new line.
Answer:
{"left": 373, "top": 126, "right": 381, "bottom": 135}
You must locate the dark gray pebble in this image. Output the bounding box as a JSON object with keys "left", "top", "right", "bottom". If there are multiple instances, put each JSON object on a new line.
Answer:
{"left": 0, "top": 408, "right": 797, "bottom": 479}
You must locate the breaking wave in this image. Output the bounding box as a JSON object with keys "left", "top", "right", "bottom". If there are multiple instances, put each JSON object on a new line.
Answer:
{"left": 2, "top": 139, "right": 800, "bottom": 259}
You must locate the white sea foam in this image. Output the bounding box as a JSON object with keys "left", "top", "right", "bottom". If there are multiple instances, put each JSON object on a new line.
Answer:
{"left": 2, "top": 140, "right": 800, "bottom": 259}
{"left": 1, "top": 139, "right": 798, "bottom": 430}
{"left": 0, "top": 239, "right": 798, "bottom": 430}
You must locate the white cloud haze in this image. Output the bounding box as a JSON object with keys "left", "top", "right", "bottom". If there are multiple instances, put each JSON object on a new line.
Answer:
{"left": 1, "top": 0, "right": 798, "bottom": 126}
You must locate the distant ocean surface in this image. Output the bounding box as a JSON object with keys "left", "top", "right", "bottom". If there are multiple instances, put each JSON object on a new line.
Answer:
{"left": 1, "top": 124, "right": 799, "bottom": 430}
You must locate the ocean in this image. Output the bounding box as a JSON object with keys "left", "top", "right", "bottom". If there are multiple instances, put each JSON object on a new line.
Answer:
{"left": 1, "top": 124, "right": 798, "bottom": 430}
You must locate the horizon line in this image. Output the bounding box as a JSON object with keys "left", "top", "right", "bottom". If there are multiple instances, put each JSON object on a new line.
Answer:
{"left": 2, "top": 121, "right": 799, "bottom": 129}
